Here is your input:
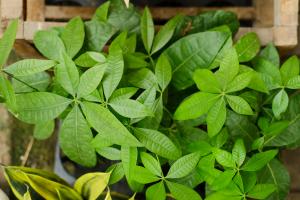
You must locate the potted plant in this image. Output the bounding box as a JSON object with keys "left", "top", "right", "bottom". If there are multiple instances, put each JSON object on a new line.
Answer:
{"left": 0, "top": 0, "right": 298, "bottom": 199}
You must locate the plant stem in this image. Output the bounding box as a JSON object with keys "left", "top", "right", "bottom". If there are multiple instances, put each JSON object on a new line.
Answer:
{"left": 102, "top": 191, "right": 130, "bottom": 199}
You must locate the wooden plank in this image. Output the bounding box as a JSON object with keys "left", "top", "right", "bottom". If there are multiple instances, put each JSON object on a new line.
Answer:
{"left": 27, "top": 0, "right": 46, "bottom": 21}
{"left": 0, "top": 0, "right": 24, "bottom": 39}
{"left": 253, "top": 0, "right": 274, "bottom": 26}
{"left": 236, "top": 27, "right": 274, "bottom": 45}
{"left": 14, "top": 40, "right": 44, "bottom": 59}
{"left": 44, "top": 6, "right": 256, "bottom": 21}
{"left": 23, "top": 21, "right": 66, "bottom": 40}
{"left": 274, "top": 26, "right": 298, "bottom": 47}
{"left": 274, "top": 0, "right": 299, "bottom": 26}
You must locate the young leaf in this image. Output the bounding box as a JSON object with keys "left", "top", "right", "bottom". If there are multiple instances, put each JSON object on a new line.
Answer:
{"left": 146, "top": 181, "right": 166, "bottom": 200}
{"left": 226, "top": 95, "right": 253, "bottom": 115}
{"left": 174, "top": 92, "right": 219, "bottom": 120}
{"left": 151, "top": 15, "right": 182, "bottom": 54}
{"left": 272, "top": 89, "right": 289, "bottom": 119}
{"left": 242, "top": 150, "right": 278, "bottom": 171}
{"left": 4, "top": 59, "right": 56, "bottom": 76}
{"left": 81, "top": 102, "right": 141, "bottom": 147}
{"left": 166, "top": 152, "right": 201, "bottom": 179}
{"left": 133, "top": 128, "right": 181, "bottom": 160}
{"left": 74, "top": 172, "right": 110, "bottom": 200}
{"left": 33, "top": 30, "right": 66, "bottom": 61}
{"left": 280, "top": 55, "right": 299, "bottom": 84}
{"left": 33, "top": 120, "right": 55, "bottom": 140}
{"left": 247, "top": 184, "right": 276, "bottom": 199}
{"left": 140, "top": 152, "right": 162, "bottom": 177}
{"left": 132, "top": 166, "right": 160, "bottom": 184}
{"left": 141, "top": 7, "right": 154, "bottom": 52}
{"left": 166, "top": 181, "right": 202, "bottom": 200}
{"left": 109, "top": 99, "right": 152, "bottom": 118}
{"left": 234, "top": 32, "right": 260, "bottom": 62}
{"left": 109, "top": 87, "right": 138, "bottom": 102}
{"left": 193, "top": 69, "right": 221, "bottom": 93}
{"left": 232, "top": 139, "right": 246, "bottom": 167}
{"left": 207, "top": 97, "right": 226, "bottom": 137}
{"left": 16, "top": 92, "right": 72, "bottom": 123}
{"left": 215, "top": 48, "right": 239, "bottom": 87}
{"left": 61, "top": 16, "right": 85, "bottom": 58}
{"left": 60, "top": 105, "right": 96, "bottom": 167}
{"left": 102, "top": 47, "right": 124, "bottom": 100}
{"left": 155, "top": 54, "right": 172, "bottom": 91}
{"left": 0, "top": 19, "right": 18, "bottom": 68}
{"left": 77, "top": 65, "right": 106, "bottom": 98}
{"left": 225, "top": 71, "right": 253, "bottom": 93}
{"left": 56, "top": 53, "right": 80, "bottom": 96}
{"left": 212, "top": 148, "right": 236, "bottom": 168}
{"left": 75, "top": 52, "right": 106, "bottom": 68}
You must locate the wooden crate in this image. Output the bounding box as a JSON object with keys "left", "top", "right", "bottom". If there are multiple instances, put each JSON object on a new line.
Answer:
{"left": 0, "top": 0, "right": 299, "bottom": 50}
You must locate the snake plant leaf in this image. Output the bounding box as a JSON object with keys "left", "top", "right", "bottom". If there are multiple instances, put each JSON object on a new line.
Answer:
{"left": 59, "top": 105, "right": 96, "bottom": 167}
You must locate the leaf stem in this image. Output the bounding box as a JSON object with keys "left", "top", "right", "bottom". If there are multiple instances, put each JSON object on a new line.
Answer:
{"left": 2, "top": 71, "right": 39, "bottom": 92}
{"left": 102, "top": 191, "right": 130, "bottom": 199}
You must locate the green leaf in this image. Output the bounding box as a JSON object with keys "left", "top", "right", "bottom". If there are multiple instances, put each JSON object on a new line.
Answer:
{"left": 81, "top": 102, "right": 141, "bottom": 146}
{"left": 263, "top": 120, "right": 289, "bottom": 137}
{"left": 0, "top": 75, "right": 17, "bottom": 112}
{"left": 12, "top": 72, "right": 50, "bottom": 93}
{"left": 16, "top": 92, "right": 71, "bottom": 123}
{"left": 109, "top": 99, "right": 152, "bottom": 118}
{"left": 56, "top": 53, "right": 80, "bottom": 96}
{"left": 84, "top": 20, "right": 116, "bottom": 52}
{"left": 33, "top": 30, "right": 65, "bottom": 61}
{"left": 96, "top": 147, "right": 121, "bottom": 161}
{"left": 280, "top": 56, "right": 299, "bottom": 84}
{"left": 4, "top": 59, "right": 56, "bottom": 76}
{"left": 0, "top": 19, "right": 18, "bottom": 68}
{"left": 211, "top": 170, "right": 236, "bottom": 190}
{"left": 164, "top": 31, "right": 230, "bottom": 90}
{"left": 272, "top": 89, "right": 289, "bottom": 119}
{"left": 193, "top": 69, "right": 221, "bottom": 93}
{"left": 33, "top": 120, "right": 55, "bottom": 140}
{"left": 232, "top": 139, "right": 246, "bottom": 167}
{"left": 60, "top": 105, "right": 96, "bottom": 167}
{"left": 207, "top": 97, "right": 226, "bottom": 137}
{"left": 155, "top": 54, "right": 172, "bottom": 91}
{"left": 141, "top": 7, "right": 154, "bottom": 52}
{"left": 187, "top": 141, "right": 212, "bottom": 156}
{"left": 286, "top": 75, "right": 300, "bottom": 89}
{"left": 92, "top": 1, "right": 110, "bottom": 22}
{"left": 61, "top": 16, "right": 85, "bottom": 58}
{"left": 109, "top": 87, "right": 138, "bottom": 102}
{"left": 259, "top": 43, "right": 280, "bottom": 68}
{"left": 106, "top": 163, "right": 124, "bottom": 185}
{"left": 257, "top": 159, "right": 290, "bottom": 200}
{"left": 132, "top": 166, "right": 160, "bottom": 184}
{"left": 102, "top": 47, "right": 124, "bottom": 100}
{"left": 74, "top": 172, "right": 110, "bottom": 200}
{"left": 166, "top": 181, "right": 202, "bottom": 200}
{"left": 133, "top": 128, "right": 181, "bottom": 160}
{"left": 234, "top": 32, "right": 260, "bottom": 62}
{"left": 242, "top": 150, "right": 278, "bottom": 171}
{"left": 146, "top": 181, "right": 166, "bottom": 200}
{"left": 212, "top": 148, "right": 236, "bottom": 168}
{"left": 226, "top": 71, "right": 253, "bottom": 93}
{"left": 151, "top": 15, "right": 182, "bottom": 54}
{"left": 166, "top": 152, "right": 201, "bottom": 179}
{"left": 215, "top": 48, "right": 239, "bottom": 88}
{"left": 226, "top": 95, "right": 253, "bottom": 115}
{"left": 140, "top": 152, "right": 162, "bottom": 177}
{"left": 247, "top": 184, "right": 276, "bottom": 199}
{"left": 127, "top": 68, "right": 157, "bottom": 89}
{"left": 174, "top": 92, "right": 219, "bottom": 120}
{"left": 75, "top": 52, "right": 106, "bottom": 68}
{"left": 77, "top": 65, "right": 106, "bottom": 98}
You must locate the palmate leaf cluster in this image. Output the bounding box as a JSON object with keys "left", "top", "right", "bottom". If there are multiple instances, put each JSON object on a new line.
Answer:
{"left": 0, "top": 0, "right": 298, "bottom": 199}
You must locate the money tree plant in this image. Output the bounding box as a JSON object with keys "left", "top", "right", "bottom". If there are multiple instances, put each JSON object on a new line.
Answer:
{"left": 1, "top": 1, "right": 298, "bottom": 200}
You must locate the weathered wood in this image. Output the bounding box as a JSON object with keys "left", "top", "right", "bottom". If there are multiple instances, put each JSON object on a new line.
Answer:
{"left": 44, "top": 6, "right": 256, "bottom": 21}
{"left": 27, "top": 0, "right": 45, "bottom": 21}
{"left": 253, "top": 0, "right": 274, "bottom": 26}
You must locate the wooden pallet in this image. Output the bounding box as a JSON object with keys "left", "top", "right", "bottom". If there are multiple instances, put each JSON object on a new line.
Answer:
{"left": 0, "top": 0, "right": 299, "bottom": 50}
